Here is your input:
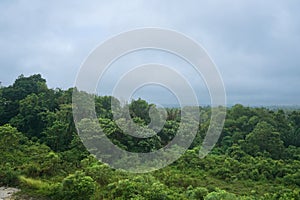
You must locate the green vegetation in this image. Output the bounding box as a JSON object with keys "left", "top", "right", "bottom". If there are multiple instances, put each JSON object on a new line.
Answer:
{"left": 0, "top": 74, "right": 300, "bottom": 199}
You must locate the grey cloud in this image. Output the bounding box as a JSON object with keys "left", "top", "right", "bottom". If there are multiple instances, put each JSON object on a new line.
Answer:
{"left": 0, "top": 0, "right": 299, "bottom": 105}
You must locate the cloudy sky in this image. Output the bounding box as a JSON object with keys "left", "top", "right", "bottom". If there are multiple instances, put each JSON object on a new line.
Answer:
{"left": 0, "top": 0, "right": 299, "bottom": 106}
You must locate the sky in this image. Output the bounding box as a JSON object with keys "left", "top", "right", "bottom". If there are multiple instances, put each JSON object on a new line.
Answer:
{"left": 0, "top": 0, "right": 299, "bottom": 106}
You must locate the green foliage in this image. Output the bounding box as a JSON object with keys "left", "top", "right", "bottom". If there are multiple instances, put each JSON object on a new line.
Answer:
{"left": 59, "top": 171, "right": 96, "bottom": 200}
{"left": 243, "top": 121, "right": 285, "bottom": 159}
{"left": 0, "top": 74, "right": 47, "bottom": 125}
{"left": 186, "top": 186, "right": 208, "bottom": 200}
{"left": 106, "top": 175, "right": 182, "bottom": 199}
{"left": 204, "top": 189, "right": 237, "bottom": 200}
{"left": 1, "top": 74, "right": 300, "bottom": 200}
{"left": 81, "top": 155, "right": 114, "bottom": 186}
{"left": 95, "top": 95, "right": 121, "bottom": 119}
{"left": 19, "top": 175, "right": 61, "bottom": 198}
{"left": 0, "top": 124, "right": 26, "bottom": 152}
{"left": 0, "top": 163, "right": 20, "bottom": 186}
{"left": 129, "top": 98, "right": 152, "bottom": 124}
{"left": 19, "top": 176, "right": 50, "bottom": 190}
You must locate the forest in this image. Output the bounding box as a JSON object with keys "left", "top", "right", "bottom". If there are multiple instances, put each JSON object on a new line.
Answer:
{"left": 0, "top": 74, "right": 300, "bottom": 200}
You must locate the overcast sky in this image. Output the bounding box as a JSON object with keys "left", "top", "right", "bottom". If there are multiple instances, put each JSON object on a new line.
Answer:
{"left": 0, "top": 0, "right": 299, "bottom": 106}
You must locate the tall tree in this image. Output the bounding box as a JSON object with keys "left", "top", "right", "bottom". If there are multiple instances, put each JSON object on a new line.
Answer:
{"left": 243, "top": 121, "right": 285, "bottom": 159}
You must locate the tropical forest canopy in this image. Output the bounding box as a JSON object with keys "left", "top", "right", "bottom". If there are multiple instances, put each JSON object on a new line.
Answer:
{"left": 0, "top": 74, "right": 300, "bottom": 199}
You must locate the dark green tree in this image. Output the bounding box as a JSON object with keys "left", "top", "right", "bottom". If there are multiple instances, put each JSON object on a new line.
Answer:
{"left": 243, "top": 121, "right": 285, "bottom": 159}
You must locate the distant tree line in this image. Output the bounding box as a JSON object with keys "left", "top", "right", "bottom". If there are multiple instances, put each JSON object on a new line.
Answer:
{"left": 0, "top": 74, "right": 299, "bottom": 199}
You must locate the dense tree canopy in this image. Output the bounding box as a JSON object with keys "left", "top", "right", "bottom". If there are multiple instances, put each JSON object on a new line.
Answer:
{"left": 0, "top": 74, "right": 300, "bottom": 199}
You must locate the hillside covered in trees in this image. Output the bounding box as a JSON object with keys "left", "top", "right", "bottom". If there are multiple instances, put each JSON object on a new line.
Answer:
{"left": 0, "top": 74, "right": 300, "bottom": 199}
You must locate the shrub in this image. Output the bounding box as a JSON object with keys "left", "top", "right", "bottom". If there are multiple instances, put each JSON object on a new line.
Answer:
{"left": 59, "top": 171, "right": 97, "bottom": 200}
{"left": 205, "top": 189, "right": 237, "bottom": 200}
{"left": 186, "top": 186, "right": 208, "bottom": 200}
{"left": 0, "top": 164, "right": 20, "bottom": 186}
